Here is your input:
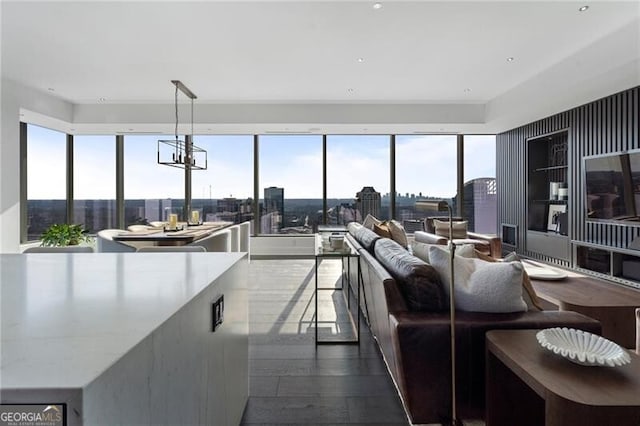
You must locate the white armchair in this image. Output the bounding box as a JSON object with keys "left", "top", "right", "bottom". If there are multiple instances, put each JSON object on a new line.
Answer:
{"left": 189, "top": 229, "right": 231, "bottom": 252}
{"left": 96, "top": 229, "right": 137, "bottom": 253}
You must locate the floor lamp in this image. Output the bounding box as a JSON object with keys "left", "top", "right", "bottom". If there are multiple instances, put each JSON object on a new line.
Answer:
{"left": 415, "top": 200, "right": 459, "bottom": 426}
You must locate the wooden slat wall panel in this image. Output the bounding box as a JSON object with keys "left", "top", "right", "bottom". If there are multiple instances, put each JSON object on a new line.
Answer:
{"left": 497, "top": 86, "right": 639, "bottom": 267}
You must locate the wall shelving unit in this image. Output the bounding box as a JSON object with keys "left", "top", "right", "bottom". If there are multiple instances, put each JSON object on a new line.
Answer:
{"left": 526, "top": 129, "right": 570, "bottom": 260}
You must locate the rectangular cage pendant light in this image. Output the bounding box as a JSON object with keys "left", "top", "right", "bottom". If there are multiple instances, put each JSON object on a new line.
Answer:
{"left": 157, "top": 80, "right": 207, "bottom": 170}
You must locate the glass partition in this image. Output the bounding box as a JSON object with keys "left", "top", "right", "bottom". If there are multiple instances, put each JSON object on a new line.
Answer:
{"left": 326, "top": 135, "right": 390, "bottom": 223}
{"left": 73, "top": 135, "right": 117, "bottom": 233}
{"left": 123, "top": 135, "right": 185, "bottom": 226}
{"left": 191, "top": 135, "right": 254, "bottom": 225}
{"left": 463, "top": 135, "right": 497, "bottom": 233}
{"left": 26, "top": 124, "right": 67, "bottom": 241}
{"left": 396, "top": 135, "right": 457, "bottom": 228}
{"left": 258, "top": 135, "right": 322, "bottom": 234}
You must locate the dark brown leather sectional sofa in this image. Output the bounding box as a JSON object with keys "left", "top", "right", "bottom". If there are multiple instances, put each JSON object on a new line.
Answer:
{"left": 345, "top": 224, "right": 601, "bottom": 425}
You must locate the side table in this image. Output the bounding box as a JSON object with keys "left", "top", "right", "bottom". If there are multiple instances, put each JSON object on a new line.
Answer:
{"left": 486, "top": 329, "right": 640, "bottom": 426}
{"left": 529, "top": 270, "right": 640, "bottom": 348}
{"left": 314, "top": 233, "right": 360, "bottom": 345}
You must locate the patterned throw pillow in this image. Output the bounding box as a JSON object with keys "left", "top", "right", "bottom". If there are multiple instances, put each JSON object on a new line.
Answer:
{"left": 373, "top": 222, "right": 392, "bottom": 239}
{"left": 433, "top": 219, "right": 468, "bottom": 239}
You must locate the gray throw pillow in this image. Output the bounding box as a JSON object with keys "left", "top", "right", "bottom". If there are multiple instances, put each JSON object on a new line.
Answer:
{"left": 375, "top": 239, "right": 447, "bottom": 312}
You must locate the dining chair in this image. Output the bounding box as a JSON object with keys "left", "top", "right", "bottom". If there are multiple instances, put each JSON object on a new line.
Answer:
{"left": 189, "top": 229, "right": 231, "bottom": 252}
{"left": 239, "top": 221, "right": 251, "bottom": 254}
{"left": 136, "top": 246, "right": 206, "bottom": 253}
{"left": 23, "top": 246, "right": 94, "bottom": 253}
{"left": 228, "top": 225, "right": 240, "bottom": 252}
{"left": 96, "top": 229, "right": 137, "bottom": 253}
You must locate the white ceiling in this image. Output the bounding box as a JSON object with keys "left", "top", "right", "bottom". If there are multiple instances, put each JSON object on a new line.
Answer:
{"left": 2, "top": 1, "right": 639, "bottom": 133}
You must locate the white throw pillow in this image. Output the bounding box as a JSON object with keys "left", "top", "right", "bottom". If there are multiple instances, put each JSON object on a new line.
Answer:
{"left": 411, "top": 241, "right": 475, "bottom": 264}
{"left": 388, "top": 220, "right": 409, "bottom": 249}
{"left": 362, "top": 214, "right": 381, "bottom": 230}
{"left": 433, "top": 219, "right": 468, "bottom": 239}
{"left": 429, "top": 245, "right": 527, "bottom": 313}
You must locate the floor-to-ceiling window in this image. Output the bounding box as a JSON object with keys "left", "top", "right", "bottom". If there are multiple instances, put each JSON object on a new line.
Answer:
{"left": 21, "top": 126, "right": 494, "bottom": 242}
{"left": 463, "top": 135, "right": 497, "bottom": 233}
{"left": 123, "top": 135, "right": 185, "bottom": 226}
{"left": 326, "top": 135, "right": 390, "bottom": 223}
{"left": 191, "top": 135, "right": 254, "bottom": 226}
{"left": 395, "top": 135, "right": 457, "bottom": 227}
{"left": 25, "top": 124, "right": 67, "bottom": 241}
{"left": 258, "top": 135, "right": 322, "bottom": 234}
{"left": 73, "top": 135, "right": 117, "bottom": 233}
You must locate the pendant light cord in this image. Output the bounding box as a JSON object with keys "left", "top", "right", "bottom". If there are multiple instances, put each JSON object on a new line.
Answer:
{"left": 174, "top": 84, "right": 179, "bottom": 141}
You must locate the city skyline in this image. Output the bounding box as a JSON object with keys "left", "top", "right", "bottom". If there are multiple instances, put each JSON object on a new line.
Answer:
{"left": 26, "top": 177, "right": 496, "bottom": 240}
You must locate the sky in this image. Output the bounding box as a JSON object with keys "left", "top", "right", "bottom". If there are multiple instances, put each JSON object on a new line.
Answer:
{"left": 27, "top": 124, "right": 496, "bottom": 200}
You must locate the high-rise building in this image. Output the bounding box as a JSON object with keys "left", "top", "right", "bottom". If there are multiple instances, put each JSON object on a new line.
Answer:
{"left": 217, "top": 197, "right": 238, "bottom": 213}
{"left": 264, "top": 187, "right": 284, "bottom": 232}
{"left": 355, "top": 186, "right": 381, "bottom": 221}
{"left": 463, "top": 177, "right": 497, "bottom": 234}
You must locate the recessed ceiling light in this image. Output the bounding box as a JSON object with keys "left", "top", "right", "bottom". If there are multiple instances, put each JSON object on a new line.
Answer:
{"left": 47, "top": 88, "right": 55, "bottom": 92}
{"left": 347, "top": 88, "right": 355, "bottom": 93}
{"left": 357, "top": 58, "right": 364, "bottom": 63}
{"left": 507, "top": 57, "right": 515, "bottom": 62}
{"left": 464, "top": 88, "right": 472, "bottom": 93}
{"left": 99, "top": 97, "right": 106, "bottom": 102}
{"left": 373, "top": 3, "right": 382, "bottom": 9}
{"left": 579, "top": 5, "right": 589, "bottom": 12}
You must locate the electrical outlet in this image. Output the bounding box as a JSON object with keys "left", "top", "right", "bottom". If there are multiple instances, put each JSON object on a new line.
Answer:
{"left": 212, "top": 295, "right": 224, "bottom": 332}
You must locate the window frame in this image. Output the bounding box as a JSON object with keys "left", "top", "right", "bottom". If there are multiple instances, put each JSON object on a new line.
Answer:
{"left": 20, "top": 123, "right": 496, "bottom": 242}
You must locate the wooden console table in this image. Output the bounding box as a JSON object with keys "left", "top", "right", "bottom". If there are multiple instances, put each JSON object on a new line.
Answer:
{"left": 530, "top": 270, "right": 640, "bottom": 348}
{"left": 486, "top": 330, "right": 640, "bottom": 426}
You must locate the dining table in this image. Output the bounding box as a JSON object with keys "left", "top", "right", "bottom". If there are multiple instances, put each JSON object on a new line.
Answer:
{"left": 112, "top": 221, "right": 234, "bottom": 246}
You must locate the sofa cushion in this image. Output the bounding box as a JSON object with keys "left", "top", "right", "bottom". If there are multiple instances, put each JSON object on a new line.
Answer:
{"left": 347, "top": 221, "right": 363, "bottom": 235}
{"left": 434, "top": 219, "right": 468, "bottom": 239}
{"left": 429, "top": 245, "right": 527, "bottom": 313}
{"left": 375, "top": 238, "right": 447, "bottom": 312}
{"left": 388, "top": 219, "right": 408, "bottom": 249}
{"left": 353, "top": 226, "right": 381, "bottom": 254}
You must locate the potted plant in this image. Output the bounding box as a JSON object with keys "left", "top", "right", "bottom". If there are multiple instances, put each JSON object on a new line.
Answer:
{"left": 40, "top": 224, "right": 90, "bottom": 247}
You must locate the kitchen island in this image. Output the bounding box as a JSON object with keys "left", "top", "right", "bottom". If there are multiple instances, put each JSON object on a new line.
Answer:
{"left": 0, "top": 252, "right": 248, "bottom": 425}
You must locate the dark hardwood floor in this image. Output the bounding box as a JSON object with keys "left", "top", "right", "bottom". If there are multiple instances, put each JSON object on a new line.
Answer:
{"left": 240, "top": 259, "right": 409, "bottom": 425}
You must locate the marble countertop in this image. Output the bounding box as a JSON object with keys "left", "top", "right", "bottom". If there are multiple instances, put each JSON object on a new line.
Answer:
{"left": 0, "top": 252, "right": 245, "bottom": 389}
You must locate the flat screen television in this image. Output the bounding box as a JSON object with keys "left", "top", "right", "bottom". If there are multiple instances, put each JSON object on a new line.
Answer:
{"left": 584, "top": 150, "right": 640, "bottom": 222}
